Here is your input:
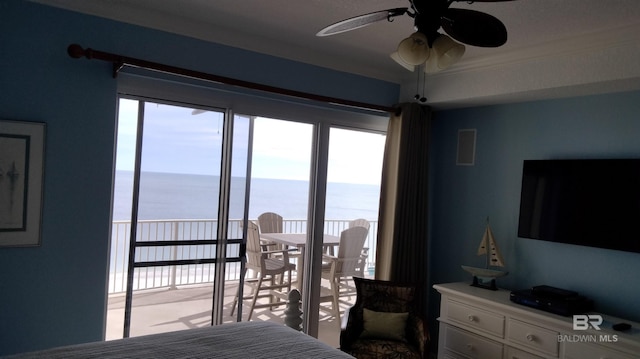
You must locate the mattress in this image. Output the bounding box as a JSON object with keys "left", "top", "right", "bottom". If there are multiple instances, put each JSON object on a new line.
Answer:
{"left": 5, "top": 321, "right": 354, "bottom": 358}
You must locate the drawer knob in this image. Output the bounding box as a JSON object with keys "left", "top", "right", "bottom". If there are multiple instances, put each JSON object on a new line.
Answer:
{"left": 526, "top": 334, "right": 535, "bottom": 342}
{"left": 467, "top": 315, "right": 476, "bottom": 322}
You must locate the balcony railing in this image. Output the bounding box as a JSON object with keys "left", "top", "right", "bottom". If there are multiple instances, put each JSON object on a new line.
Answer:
{"left": 108, "top": 219, "right": 377, "bottom": 294}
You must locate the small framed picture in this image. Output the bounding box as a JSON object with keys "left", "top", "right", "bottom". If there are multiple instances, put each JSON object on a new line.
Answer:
{"left": 0, "top": 120, "right": 46, "bottom": 247}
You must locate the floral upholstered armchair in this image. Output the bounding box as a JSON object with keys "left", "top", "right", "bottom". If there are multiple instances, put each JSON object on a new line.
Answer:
{"left": 340, "top": 277, "right": 428, "bottom": 359}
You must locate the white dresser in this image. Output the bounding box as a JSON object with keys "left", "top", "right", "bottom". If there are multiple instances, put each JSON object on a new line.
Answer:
{"left": 434, "top": 282, "right": 640, "bottom": 359}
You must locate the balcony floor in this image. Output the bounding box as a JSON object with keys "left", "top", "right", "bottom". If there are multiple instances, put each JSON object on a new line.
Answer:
{"left": 106, "top": 280, "right": 356, "bottom": 349}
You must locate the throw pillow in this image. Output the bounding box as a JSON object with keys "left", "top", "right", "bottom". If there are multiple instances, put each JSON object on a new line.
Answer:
{"left": 360, "top": 308, "right": 408, "bottom": 342}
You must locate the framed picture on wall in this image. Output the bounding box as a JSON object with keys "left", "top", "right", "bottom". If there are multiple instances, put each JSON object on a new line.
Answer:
{"left": 0, "top": 120, "right": 46, "bottom": 247}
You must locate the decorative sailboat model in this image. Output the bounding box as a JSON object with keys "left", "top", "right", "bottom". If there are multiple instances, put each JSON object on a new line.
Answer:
{"left": 461, "top": 219, "right": 508, "bottom": 290}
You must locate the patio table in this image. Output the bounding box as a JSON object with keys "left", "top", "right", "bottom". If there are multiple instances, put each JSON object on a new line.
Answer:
{"left": 260, "top": 232, "right": 340, "bottom": 288}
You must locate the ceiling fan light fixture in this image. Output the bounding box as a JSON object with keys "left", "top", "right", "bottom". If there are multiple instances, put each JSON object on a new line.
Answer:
{"left": 396, "top": 32, "right": 430, "bottom": 66}
{"left": 390, "top": 51, "right": 415, "bottom": 71}
{"left": 432, "top": 34, "right": 465, "bottom": 70}
{"left": 316, "top": 2, "right": 512, "bottom": 74}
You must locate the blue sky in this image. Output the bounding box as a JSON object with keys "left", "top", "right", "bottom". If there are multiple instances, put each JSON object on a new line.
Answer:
{"left": 115, "top": 99, "right": 385, "bottom": 185}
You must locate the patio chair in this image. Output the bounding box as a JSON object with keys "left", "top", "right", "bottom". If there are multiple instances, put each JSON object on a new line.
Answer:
{"left": 348, "top": 218, "right": 370, "bottom": 231}
{"left": 257, "top": 212, "right": 284, "bottom": 250}
{"left": 325, "top": 218, "right": 371, "bottom": 256}
{"left": 230, "top": 221, "right": 296, "bottom": 320}
{"left": 258, "top": 212, "right": 301, "bottom": 261}
{"left": 340, "top": 277, "right": 427, "bottom": 359}
{"left": 257, "top": 212, "right": 284, "bottom": 234}
{"left": 348, "top": 218, "right": 371, "bottom": 273}
{"left": 319, "top": 226, "right": 368, "bottom": 322}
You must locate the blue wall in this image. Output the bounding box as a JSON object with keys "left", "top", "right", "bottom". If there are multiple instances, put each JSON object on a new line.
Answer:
{"left": 4, "top": 0, "right": 639, "bottom": 355}
{"left": 428, "top": 91, "right": 640, "bottom": 340}
{"left": 0, "top": 1, "right": 399, "bottom": 355}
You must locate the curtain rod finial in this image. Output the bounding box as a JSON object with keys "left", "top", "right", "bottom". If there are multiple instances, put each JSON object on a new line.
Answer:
{"left": 67, "top": 44, "right": 85, "bottom": 59}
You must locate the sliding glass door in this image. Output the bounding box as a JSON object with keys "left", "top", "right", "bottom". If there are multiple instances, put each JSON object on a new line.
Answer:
{"left": 108, "top": 98, "right": 246, "bottom": 338}
{"left": 231, "top": 116, "right": 314, "bottom": 323}
{"left": 107, "top": 76, "right": 388, "bottom": 345}
{"left": 316, "top": 127, "right": 386, "bottom": 345}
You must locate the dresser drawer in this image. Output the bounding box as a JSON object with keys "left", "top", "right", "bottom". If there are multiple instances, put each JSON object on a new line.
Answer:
{"left": 447, "top": 299, "right": 505, "bottom": 338}
{"left": 508, "top": 319, "right": 559, "bottom": 357}
{"left": 442, "top": 324, "right": 504, "bottom": 359}
{"left": 505, "top": 346, "right": 544, "bottom": 359}
{"left": 564, "top": 342, "right": 636, "bottom": 359}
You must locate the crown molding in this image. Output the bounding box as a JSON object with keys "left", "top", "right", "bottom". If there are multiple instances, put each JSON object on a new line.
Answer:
{"left": 436, "top": 22, "right": 640, "bottom": 76}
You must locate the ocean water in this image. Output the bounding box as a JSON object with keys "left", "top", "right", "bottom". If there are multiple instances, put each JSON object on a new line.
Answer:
{"left": 108, "top": 171, "right": 379, "bottom": 290}
{"left": 112, "top": 171, "right": 380, "bottom": 222}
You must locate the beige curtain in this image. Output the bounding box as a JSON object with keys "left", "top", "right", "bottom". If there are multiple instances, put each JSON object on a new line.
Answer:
{"left": 376, "top": 102, "right": 431, "bottom": 313}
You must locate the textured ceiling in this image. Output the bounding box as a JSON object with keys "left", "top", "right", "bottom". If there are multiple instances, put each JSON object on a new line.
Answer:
{"left": 31, "top": 0, "right": 640, "bottom": 108}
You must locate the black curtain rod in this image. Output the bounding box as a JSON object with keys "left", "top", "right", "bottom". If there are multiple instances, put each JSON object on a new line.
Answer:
{"left": 67, "top": 44, "right": 398, "bottom": 115}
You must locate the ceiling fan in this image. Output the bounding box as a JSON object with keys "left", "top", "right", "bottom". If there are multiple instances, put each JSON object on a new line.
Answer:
{"left": 317, "top": 0, "right": 515, "bottom": 72}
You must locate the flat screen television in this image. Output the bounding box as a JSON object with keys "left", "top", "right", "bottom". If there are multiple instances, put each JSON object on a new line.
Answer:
{"left": 517, "top": 159, "right": 640, "bottom": 253}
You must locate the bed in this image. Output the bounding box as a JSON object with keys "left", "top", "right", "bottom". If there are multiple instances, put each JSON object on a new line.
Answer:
{"left": 6, "top": 321, "right": 354, "bottom": 358}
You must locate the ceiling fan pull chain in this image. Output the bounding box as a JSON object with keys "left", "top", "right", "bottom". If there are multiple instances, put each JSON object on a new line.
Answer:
{"left": 414, "top": 65, "right": 421, "bottom": 100}
{"left": 414, "top": 63, "right": 427, "bottom": 103}
{"left": 421, "top": 70, "right": 427, "bottom": 103}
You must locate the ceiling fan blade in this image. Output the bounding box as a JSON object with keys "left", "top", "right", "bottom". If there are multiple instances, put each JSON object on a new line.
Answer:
{"left": 316, "top": 8, "right": 408, "bottom": 37}
{"left": 441, "top": 8, "right": 507, "bottom": 47}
